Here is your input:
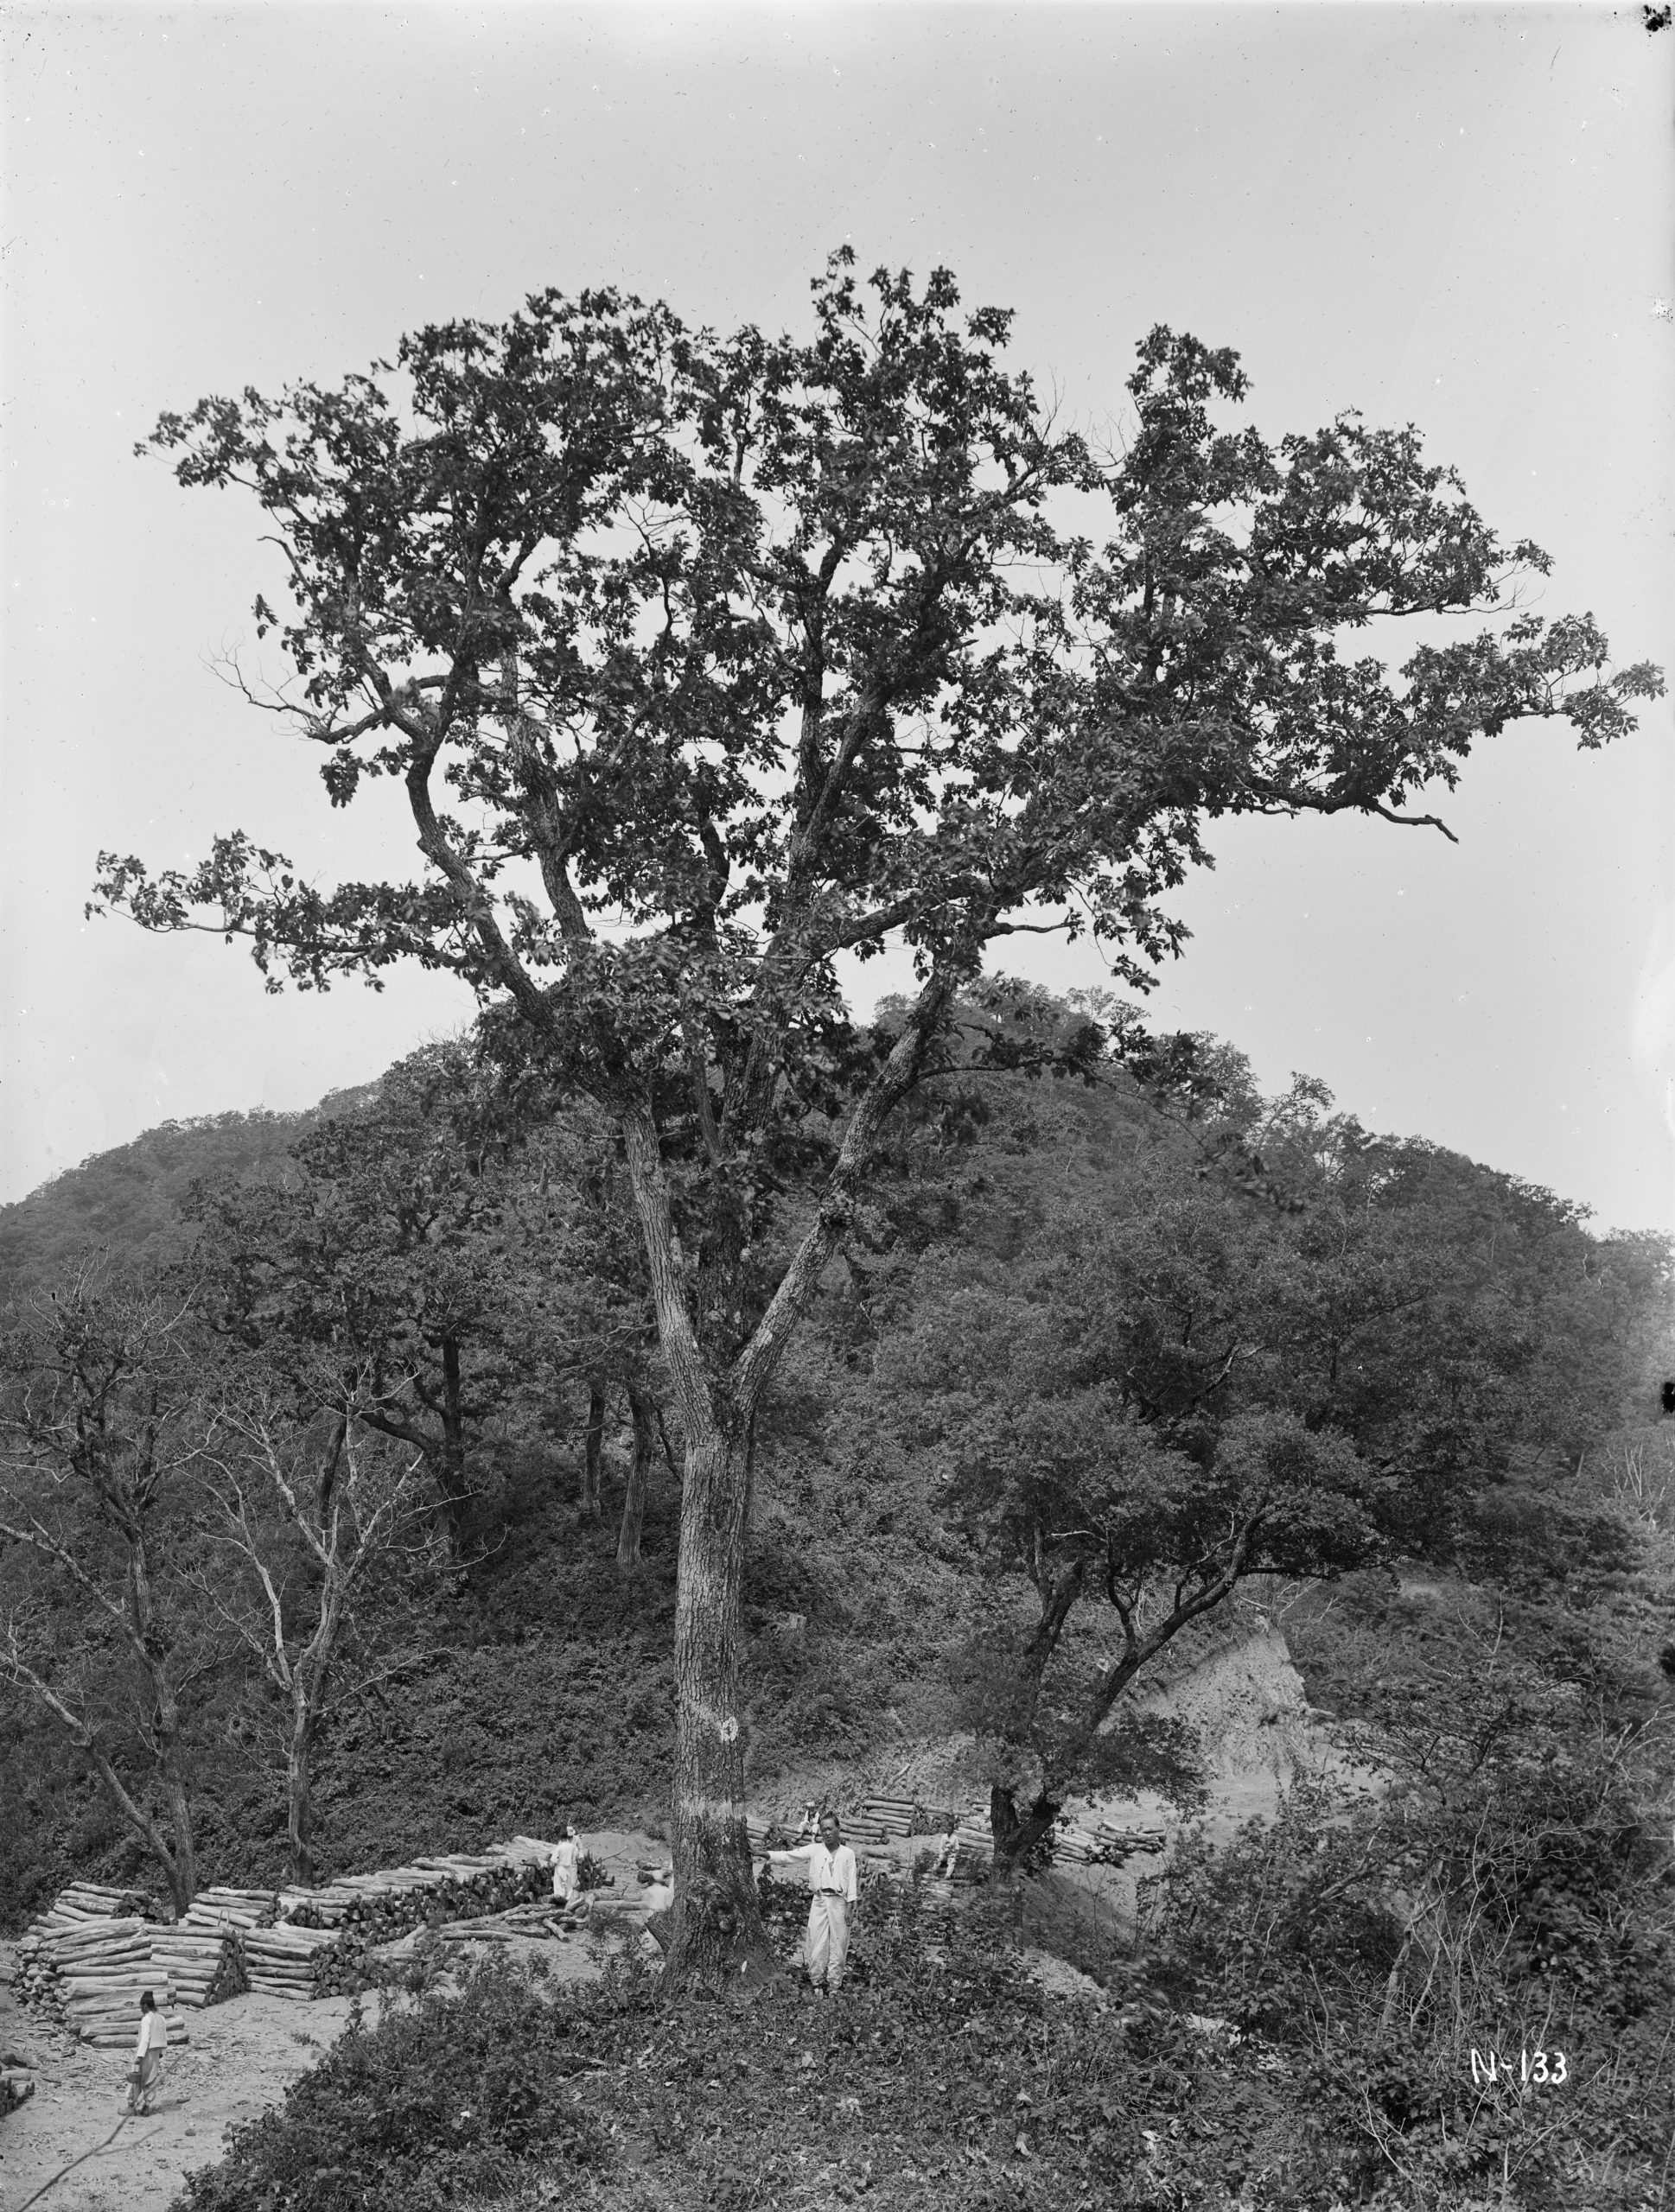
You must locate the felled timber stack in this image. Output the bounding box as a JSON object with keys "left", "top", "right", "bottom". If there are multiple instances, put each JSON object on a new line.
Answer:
{"left": 248, "top": 1839, "right": 557, "bottom": 1999}
{"left": 244, "top": 1921, "right": 340, "bottom": 2000}
{"left": 185, "top": 1885, "right": 280, "bottom": 1930}
{"left": 1052, "top": 1826, "right": 1100, "bottom": 1866}
{"left": 432, "top": 1899, "right": 557, "bottom": 1943}
{"left": 55, "top": 1882, "right": 154, "bottom": 1921}
{"left": 150, "top": 1927, "right": 246, "bottom": 2007}
{"left": 20, "top": 1916, "right": 187, "bottom": 2050}
{"left": 854, "top": 1796, "right": 917, "bottom": 1844}
{"left": 1053, "top": 1820, "right": 1168, "bottom": 1866}
{"left": 11, "top": 1886, "right": 188, "bottom": 2048}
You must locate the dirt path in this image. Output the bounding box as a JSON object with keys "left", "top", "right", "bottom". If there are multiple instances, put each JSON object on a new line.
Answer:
{"left": 0, "top": 1985, "right": 382, "bottom": 2212}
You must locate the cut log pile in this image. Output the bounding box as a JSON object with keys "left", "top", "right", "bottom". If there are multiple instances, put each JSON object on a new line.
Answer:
{"left": 246, "top": 1837, "right": 559, "bottom": 2000}
{"left": 430, "top": 1899, "right": 558, "bottom": 1943}
{"left": 13, "top": 1882, "right": 263, "bottom": 2037}
{"left": 244, "top": 1921, "right": 341, "bottom": 1999}
{"left": 851, "top": 1796, "right": 917, "bottom": 1842}
{"left": 152, "top": 1887, "right": 268, "bottom": 2007}
{"left": 9, "top": 1841, "right": 564, "bottom": 2024}
{"left": 12, "top": 1904, "right": 192, "bottom": 2050}
{"left": 847, "top": 1796, "right": 964, "bottom": 1845}
{"left": 1053, "top": 1821, "right": 1169, "bottom": 1867}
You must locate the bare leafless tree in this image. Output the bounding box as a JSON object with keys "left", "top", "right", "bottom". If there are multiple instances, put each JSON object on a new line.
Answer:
{"left": 0, "top": 1262, "right": 206, "bottom": 1911}
{"left": 194, "top": 1382, "right": 430, "bottom": 1886}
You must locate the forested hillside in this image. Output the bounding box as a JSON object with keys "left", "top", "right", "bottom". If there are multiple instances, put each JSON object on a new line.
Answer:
{"left": 4, "top": 1001, "right": 1673, "bottom": 2206}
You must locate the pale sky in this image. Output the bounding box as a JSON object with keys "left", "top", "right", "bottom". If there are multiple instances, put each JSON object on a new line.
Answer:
{"left": 3, "top": 3, "right": 1672, "bottom": 1232}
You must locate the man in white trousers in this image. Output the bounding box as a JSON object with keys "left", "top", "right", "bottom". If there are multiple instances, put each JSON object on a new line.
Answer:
{"left": 766, "top": 1808, "right": 858, "bottom": 1993}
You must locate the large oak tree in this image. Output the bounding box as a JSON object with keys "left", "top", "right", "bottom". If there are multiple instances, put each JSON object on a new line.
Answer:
{"left": 92, "top": 251, "right": 1659, "bottom": 1982}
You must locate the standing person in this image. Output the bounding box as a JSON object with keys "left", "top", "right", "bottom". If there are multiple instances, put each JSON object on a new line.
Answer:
{"left": 766, "top": 1809, "right": 858, "bottom": 1993}
{"left": 125, "top": 1992, "right": 164, "bottom": 2115}
{"left": 551, "top": 1824, "right": 583, "bottom": 1912}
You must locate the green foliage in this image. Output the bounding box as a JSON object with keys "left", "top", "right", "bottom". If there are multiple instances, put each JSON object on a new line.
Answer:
{"left": 174, "top": 1955, "right": 612, "bottom": 2212}
{"left": 860, "top": 1035, "right": 1672, "bottom": 1825}
{"left": 169, "top": 1918, "right": 1356, "bottom": 2212}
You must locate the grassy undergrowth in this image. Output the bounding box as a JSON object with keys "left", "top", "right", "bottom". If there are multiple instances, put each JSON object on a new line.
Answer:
{"left": 173, "top": 1909, "right": 1334, "bottom": 2212}
{"left": 172, "top": 1823, "right": 1675, "bottom": 2212}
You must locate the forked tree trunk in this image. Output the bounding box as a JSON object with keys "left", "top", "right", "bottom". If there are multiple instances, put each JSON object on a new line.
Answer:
{"left": 659, "top": 1425, "right": 778, "bottom": 1992}
{"left": 990, "top": 1782, "right": 1062, "bottom": 1877}
{"left": 617, "top": 1384, "right": 654, "bottom": 1568}
{"left": 582, "top": 1379, "right": 606, "bottom": 1519}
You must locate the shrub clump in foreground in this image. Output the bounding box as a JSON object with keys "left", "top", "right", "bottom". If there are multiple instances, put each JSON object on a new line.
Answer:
{"left": 174, "top": 1952, "right": 612, "bottom": 2212}
{"left": 171, "top": 1895, "right": 1348, "bottom": 2212}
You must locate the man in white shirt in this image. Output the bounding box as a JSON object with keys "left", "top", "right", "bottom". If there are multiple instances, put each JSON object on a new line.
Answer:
{"left": 126, "top": 1991, "right": 165, "bottom": 2114}
{"left": 551, "top": 1826, "right": 589, "bottom": 1920}
{"left": 765, "top": 1808, "right": 858, "bottom": 1993}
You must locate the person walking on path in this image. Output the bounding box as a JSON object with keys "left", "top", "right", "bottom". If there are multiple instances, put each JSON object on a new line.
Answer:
{"left": 766, "top": 1809, "right": 858, "bottom": 1993}
{"left": 125, "top": 1993, "right": 164, "bottom": 2115}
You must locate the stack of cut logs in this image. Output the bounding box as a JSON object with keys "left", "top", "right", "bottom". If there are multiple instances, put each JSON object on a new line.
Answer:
{"left": 841, "top": 1797, "right": 965, "bottom": 1847}
{"left": 246, "top": 1840, "right": 557, "bottom": 2000}
{"left": 244, "top": 1921, "right": 340, "bottom": 1999}
{"left": 154, "top": 1888, "right": 267, "bottom": 2006}
{"left": 12, "top": 1891, "right": 192, "bottom": 2050}
{"left": 1052, "top": 1821, "right": 1169, "bottom": 1867}
{"left": 851, "top": 1796, "right": 918, "bottom": 1844}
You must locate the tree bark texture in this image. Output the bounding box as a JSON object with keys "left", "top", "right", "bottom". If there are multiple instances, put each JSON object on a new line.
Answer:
{"left": 617, "top": 1384, "right": 653, "bottom": 1568}
{"left": 127, "top": 1537, "right": 199, "bottom": 1911}
{"left": 582, "top": 1379, "right": 606, "bottom": 1520}
{"left": 438, "top": 1335, "right": 470, "bottom": 1544}
{"left": 287, "top": 1693, "right": 317, "bottom": 1891}
{"left": 659, "top": 1427, "right": 778, "bottom": 1989}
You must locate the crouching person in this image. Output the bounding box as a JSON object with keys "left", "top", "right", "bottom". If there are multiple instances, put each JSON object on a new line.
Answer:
{"left": 766, "top": 1809, "right": 858, "bottom": 1993}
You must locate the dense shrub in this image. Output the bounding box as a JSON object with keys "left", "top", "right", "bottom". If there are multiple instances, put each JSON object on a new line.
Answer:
{"left": 175, "top": 1956, "right": 611, "bottom": 2212}
{"left": 172, "top": 1908, "right": 1362, "bottom": 2212}
{"left": 1137, "top": 1758, "right": 1675, "bottom": 2210}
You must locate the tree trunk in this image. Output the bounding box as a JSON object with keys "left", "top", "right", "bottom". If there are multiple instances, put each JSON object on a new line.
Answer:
{"left": 990, "top": 1782, "right": 1062, "bottom": 1878}
{"left": 582, "top": 1378, "right": 606, "bottom": 1519}
{"left": 618, "top": 1384, "right": 654, "bottom": 1568}
{"left": 438, "top": 1336, "right": 470, "bottom": 1549}
{"left": 659, "top": 1424, "right": 778, "bottom": 1993}
{"left": 132, "top": 1539, "right": 199, "bottom": 1910}
{"left": 159, "top": 1756, "right": 200, "bottom": 1911}
{"left": 85, "top": 1740, "right": 195, "bottom": 1916}
{"left": 286, "top": 1672, "right": 318, "bottom": 1889}
{"left": 997, "top": 1558, "right": 1085, "bottom": 1738}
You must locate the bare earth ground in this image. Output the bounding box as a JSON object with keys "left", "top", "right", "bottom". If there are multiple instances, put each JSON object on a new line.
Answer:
{"left": 0, "top": 1638, "right": 1353, "bottom": 2211}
